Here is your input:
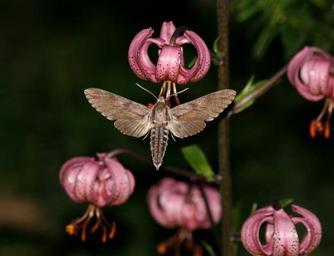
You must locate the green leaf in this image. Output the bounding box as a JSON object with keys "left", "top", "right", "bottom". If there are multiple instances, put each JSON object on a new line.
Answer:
{"left": 233, "top": 76, "right": 267, "bottom": 113}
{"left": 279, "top": 198, "right": 294, "bottom": 208}
{"left": 212, "top": 36, "right": 224, "bottom": 60}
{"left": 201, "top": 241, "right": 216, "bottom": 256}
{"left": 181, "top": 145, "right": 215, "bottom": 180}
{"left": 232, "top": 201, "right": 243, "bottom": 230}
{"left": 250, "top": 202, "right": 258, "bottom": 214}
{"left": 187, "top": 56, "right": 197, "bottom": 68}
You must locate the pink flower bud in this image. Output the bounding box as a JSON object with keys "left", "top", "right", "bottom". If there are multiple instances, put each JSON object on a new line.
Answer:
{"left": 128, "top": 21, "right": 211, "bottom": 85}
{"left": 241, "top": 204, "right": 322, "bottom": 256}
{"left": 148, "top": 178, "right": 221, "bottom": 231}
{"left": 60, "top": 153, "right": 135, "bottom": 208}
{"left": 287, "top": 46, "right": 334, "bottom": 138}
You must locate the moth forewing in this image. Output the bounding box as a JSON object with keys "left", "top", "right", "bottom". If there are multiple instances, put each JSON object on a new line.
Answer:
{"left": 167, "top": 89, "right": 236, "bottom": 138}
{"left": 84, "top": 88, "right": 152, "bottom": 137}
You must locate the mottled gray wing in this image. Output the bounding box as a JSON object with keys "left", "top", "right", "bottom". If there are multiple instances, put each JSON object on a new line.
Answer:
{"left": 167, "top": 89, "right": 236, "bottom": 138}
{"left": 84, "top": 88, "right": 152, "bottom": 138}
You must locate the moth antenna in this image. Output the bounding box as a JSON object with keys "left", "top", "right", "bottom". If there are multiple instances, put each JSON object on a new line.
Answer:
{"left": 168, "top": 87, "right": 189, "bottom": 99}
{"left": 136, "top": 83, "right": 158, "bottom": 100}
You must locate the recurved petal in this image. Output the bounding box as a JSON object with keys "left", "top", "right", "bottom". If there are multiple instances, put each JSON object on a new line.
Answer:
{"left": 300, "top": 55, "right": 330, "bottom": 96}
{"left": 241, "top": 206, "right": 274, "bottom": 255}
{"left": 104, "top": 157, "right": 135, "bottom": 205}
{"left": 73, "top": 161, "right": 100, "bottom": 202}
{"left": 272, "top": 209, "right": 299, "bottom": 256}
{"left": 128, "top": 28, "right": 155, "bottom": 80}
{"left": 177, "top": 31, "right": 211, "bottom": 84}
{"left": 60, "top": 164, "right": 83, "bottom": 202}
{"left": 287, "top": 47, "right": 329, "bottom": 101}
{"left": 156, "top": 45, "right": 182, "bottom": 82}
{"left": 148, "top": 180, "right": 179, "bottom": 228}
{"left": 291, "top": 204, "right": 322, "bottom": 255}
{"left": 137, "top": 38, "right": 161, "bottom": 82}
{"left": 159, "top": 21, "right": 176, "bottom": 43}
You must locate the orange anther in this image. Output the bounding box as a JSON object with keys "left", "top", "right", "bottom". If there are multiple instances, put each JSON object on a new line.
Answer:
{"left": 108, "top": 224, "right": 116, "bottom": 239}
{"left": 157, "top": 243, "right": 168, "bottom": 254}
{"left": 194, "top": 245, "right": 203, "bottom": 256}
{"left": 324, "top": 122, "right": 331, "bottom": 139}
{"left": 66, "top": 224, "right": 76, "bottom": 235}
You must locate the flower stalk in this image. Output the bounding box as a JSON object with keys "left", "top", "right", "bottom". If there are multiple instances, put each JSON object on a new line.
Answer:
{"left": 216, "top": 1, "right": 236, "bottom": 256}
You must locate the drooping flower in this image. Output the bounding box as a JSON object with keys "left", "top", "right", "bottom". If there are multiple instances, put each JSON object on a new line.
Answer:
{"left": 241, "top": 204, "right": 322, "bottom": 256}
{"left": 128, "top": 21, "right": 211, "bottom": 100}
{"left": 148, "top": 178, "right": 221, "bottom": 255}
{"left": 287, "top": 46, "right": 334, "bottom": 138}
{"left": 59, "top": 153, "right": 135, "bottom": 242}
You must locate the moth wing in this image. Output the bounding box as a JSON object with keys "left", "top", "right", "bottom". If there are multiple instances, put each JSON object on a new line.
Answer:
{"left": 84, "top": 88, "right": 152, "bottom": 138}
{"left": 167, "top": 89, "right": 236, "bottom": 138}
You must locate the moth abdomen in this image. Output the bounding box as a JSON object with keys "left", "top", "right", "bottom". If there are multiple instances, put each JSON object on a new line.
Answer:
{"left": 150, "top": 125, "right": 169, "bottom": 170}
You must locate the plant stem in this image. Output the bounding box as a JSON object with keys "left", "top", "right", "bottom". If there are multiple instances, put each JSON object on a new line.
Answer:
{"left": 197, "top": 182, "right": 221, "bottom": 253}
{"left": 216, "top": 0, "right": 236, "bottom": 256}
{"left": 231, "top": 66, "right": 287, "bottom": 114}
{"left": 106, "top": 148, "right": 220, "bottom": 184}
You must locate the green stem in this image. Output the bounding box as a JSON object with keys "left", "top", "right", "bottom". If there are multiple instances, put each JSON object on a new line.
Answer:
{"left": 231, "top": 66, "right": 287, "bottom": 115}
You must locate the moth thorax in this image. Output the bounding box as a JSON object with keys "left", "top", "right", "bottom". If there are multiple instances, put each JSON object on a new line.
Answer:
{"left": 151, "top": 103, "right": 170, "bottom": 124}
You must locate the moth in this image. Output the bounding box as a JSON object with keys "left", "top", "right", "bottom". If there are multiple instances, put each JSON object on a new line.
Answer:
{"left": 84, "top": 88, "right": 236, "bottom": 170}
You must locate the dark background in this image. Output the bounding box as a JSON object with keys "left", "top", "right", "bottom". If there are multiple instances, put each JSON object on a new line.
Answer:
{"left": 0, "top": 0, "right": 333, "bottom": 255}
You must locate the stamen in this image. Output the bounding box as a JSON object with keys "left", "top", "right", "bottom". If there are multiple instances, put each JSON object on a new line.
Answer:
{"left": 172, "top": 82, "right": 181, "bottom": 105}
{"left": 156, "top": 229, "right": 200, "bottom": 256}
{"left": 108, "top": 223, "right": 116, "bottom": 239}
{"left": 65, "top": 204, "right": 117, "bottom": 243}
{"left": 194, "top": 245, "right": 203, "bottom": 256}
{"left": 309, "top": 98, "right": 333, "bottom": 139}
{"left": 157, "top": 243, "right": 168, "bottom": 254}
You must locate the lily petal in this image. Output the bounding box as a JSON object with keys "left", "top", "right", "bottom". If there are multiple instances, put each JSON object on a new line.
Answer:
{"left": 291, "top": 204, "right": 322, "bottom": 255}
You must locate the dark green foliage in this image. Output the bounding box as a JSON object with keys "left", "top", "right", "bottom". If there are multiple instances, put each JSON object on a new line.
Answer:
{"left": 231, "top": 0, "right": 334, "bottom": 58}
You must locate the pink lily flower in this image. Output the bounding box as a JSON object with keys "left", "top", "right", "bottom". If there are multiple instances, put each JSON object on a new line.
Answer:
{"left": 59, "top": 153, "right": 135, "bottom": 242}
{"left": 147, "top": 178, "right": 221, "bottom": 255}
{"left": 128, "top": 21, "right": 211, "bottom": 100}
{"left": 287, "top": 46, "right": 334, "bottom": 138}
{"left": 241, "top": 204, "right": 322, "bottom": 256}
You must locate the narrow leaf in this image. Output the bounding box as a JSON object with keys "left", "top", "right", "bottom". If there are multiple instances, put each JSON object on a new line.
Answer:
{"left": 181, "top": 145, "right": 214, "bottom": 180}
{"left": 250, "top": 203, "right": 258, "bottom": 214}
{"left": 279, "top": 198, "right": 294, "bottom": 208}
{"left": 201, "top": 241, "right": 216, "bottom": 256}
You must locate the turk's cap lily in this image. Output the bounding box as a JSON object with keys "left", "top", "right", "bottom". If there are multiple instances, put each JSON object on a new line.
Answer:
{"left": 128, "top": 21, "right": 211, "bottom": 85}
{"left": 241, "top": 204, "right": 322, "bottom": 256}
{"left": 287, "top": 46, "right": 334, "bottom": 101}
{"left": 288, "top": 46, "right": 334, "bottom": 138}
{"left": 59, "top": 153, "right": 135, "bottom": 208}
{"left": 147, "top": 178, "right": 221, "bottom": 231}
{"left": 59, "top": 152, "right": 135, "bottom": 243}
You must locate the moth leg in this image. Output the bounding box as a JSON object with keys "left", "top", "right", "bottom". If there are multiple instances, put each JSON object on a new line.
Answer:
{"left": 142, "top": 131, "right": 150, "bottom": 141}
{"left": 159, "top": 81, "right": 170, "bottom": 98}
{"left": 170, "top": 132, "right": 177, "bottom": 142}
{"left": 172, "top": 82, "right": 181, "bottom": 105}
{"left": 165, "top": 81, "right": 172, "bottom": 99}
